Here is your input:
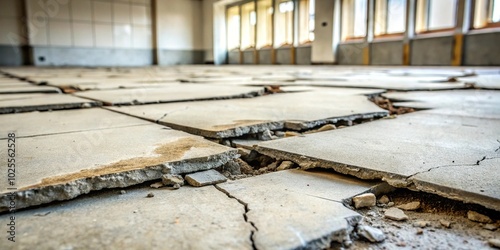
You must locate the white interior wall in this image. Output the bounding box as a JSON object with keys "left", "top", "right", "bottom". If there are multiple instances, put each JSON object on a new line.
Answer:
{"left": 203, "top": 0, "right": 218, "bottom": 62}
{"left": 25, "top": 0, "right": 152, "bottom": 49}
{"left": 0, "top": 0, "right": 26, "bottom": 46}
{"left": 311, "top": 0, "right": 335, "bottom": 63}
{"left": 155, "top": 0, "right": 203, "bottom": 51}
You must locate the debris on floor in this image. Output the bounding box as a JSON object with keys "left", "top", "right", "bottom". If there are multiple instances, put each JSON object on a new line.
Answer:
{"left": 0, "top": 66, "right": 499, "bottom": 249}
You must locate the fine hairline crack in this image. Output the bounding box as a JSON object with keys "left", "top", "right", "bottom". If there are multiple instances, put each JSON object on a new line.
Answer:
{"left": 214, "top": 184, "right": 258, "bottom": 250}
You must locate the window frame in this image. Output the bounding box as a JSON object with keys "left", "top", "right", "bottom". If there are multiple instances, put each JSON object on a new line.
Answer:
{"left": 472, "top": 0, "right": 500, "bottom": 30}
{"left": 415, "top": 0, "right": 458, "bottom": 35}
{"left": 374, "top": 0, "right": 406, "bottom": 38}
{"left": 341, "top": 0, "right": 369, "bottom": 42}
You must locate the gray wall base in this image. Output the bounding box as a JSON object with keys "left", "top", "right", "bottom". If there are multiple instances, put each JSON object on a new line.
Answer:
{"left": 258, "top": 49, "right": 272, "bottom": 64}
{"left": 371, "top": 41, "right": 403, "bottom": 65}
{"left": 296, "top": 46, "right": 312, "bottom": 65}
{"left": 463, "top": 32, "right": 500, "bottom": 66}
{"left": 337, "top": 43, "right": 365, "bottom": 65}
{"left": 242, "top": 50, "right": 254, "bottom": 64}
{"left": 158, "top": 49, "right": 204, "bottom": 65}
{"left": 0, "top": 45, "right": 29, "bottom": 66}
{"left": 275, "top": 48, "right": 292, "bottom": 65}
{"left": 410, "top": 36, "right": 453, "bottom": 66}
{"left": 228, "top": 51, "right": 240, "bottom": 64}
{"left": 32, "top": 46, "right": 154, "bottom": 66}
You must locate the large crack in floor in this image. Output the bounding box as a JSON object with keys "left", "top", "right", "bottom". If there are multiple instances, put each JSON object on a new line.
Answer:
{"left": 214, "top": 185, "right": 258, "bottom": 250}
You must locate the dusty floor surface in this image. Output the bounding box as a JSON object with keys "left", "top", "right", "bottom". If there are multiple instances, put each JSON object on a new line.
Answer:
{"left": 0, "top": 65, "right": 499, "bottom": 249}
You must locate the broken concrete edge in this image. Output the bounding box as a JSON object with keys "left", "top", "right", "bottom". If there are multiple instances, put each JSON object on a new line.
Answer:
{"left": 254, "top": 146, "right": 399, "bottom": 181}
{"left": 0, "top": 102, "right": 101, "bottom": 114}
{"left": 284, "top": 112, "right": 389, "bottom": 131}
{"left": 0, "top": 150, "right": 239, "bottom": 213}
{"left": 255, "top": 146, "right": 500, "bottom": 212}
{"left": 215, "top": 181, "right": 365, "bottom": 249}
{"left": 0, "top": 88, "right": 62, "bottom": 94}
{"left": 77, "top": 90, "right": 266, "bottom": 107}
{"left": 161, "top": 112, "right": 388, "bottom": 140}
{"left": 408, "top": 178, "right": 500, "bottom": 212}
{"left": 294, "top": 215, "right": 362, "bottom": 250}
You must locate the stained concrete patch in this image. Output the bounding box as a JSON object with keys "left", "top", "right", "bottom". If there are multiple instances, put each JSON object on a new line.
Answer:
{"left": 216, "top": 169, "right": 386, "bottom": 249}
{"left": 0, "top": 125, "right": 237, "bottom": 211}
{"left": 74, "top": 84, "right": 264, "bottom": 105}
{"left": 107, "top": 91, "right": 388, "bottom": 138}
{"left": 0, "top": 108, "right": 151, "bottom": 139}
{"left": 255, "top": 111, "right": 500, "bottom": 210}
{"left": 0, "top": 93, "right": 99, "bottom": 114}
{"left": 0, "top": 185, "right": 252, "bottom": 249}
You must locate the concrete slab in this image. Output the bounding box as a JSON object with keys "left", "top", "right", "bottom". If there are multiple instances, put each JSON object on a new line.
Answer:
{"left": 410, "top": 158, "right": 500, "bottom": 211}
{"left": 36, "top": 78, "right": 180, "bottom": 91}
{"left": 0, "top": 125, "right": 238, "bottom": 211}
{"left": 0, "top": 85, "right": 61, "bottom": 94}
{"left": 255, "top": 112, "right": 500, "bottom": 210}
{"left": 292, "top": 79, "right": 468, "bottom": 91}
{"left": 0, "top": 94, "right": 99, "bottom": 114}
{"left": 216, "top": 169, "right": 385, "bottom": 249}
{"left": 458, "top": 75, "right": 500, "bottom": 90}
{"left": 185, "top": 169, "right": 227, "bottom": 187}
{"left": 0, "top": 108, "right": 151, "bottom": 139}
{"left": 74, "top": 84, "right": 265, "bottom": 105}
{"left": 384, "top": 90, "right": 500, "bottom": 119}
{"left": 0, "top": 185, "right": 252, "bottom": 249}
{"left": 107, "top": 91, "right": 388, "bottom": 138}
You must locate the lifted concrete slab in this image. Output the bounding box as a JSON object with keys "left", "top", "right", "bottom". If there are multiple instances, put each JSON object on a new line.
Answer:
{"left": 216, "top": 169, "right": 386, "bottom": 249}
{"left": 384, "top": 90, "right": 500, "bottom": 119}
{"left": 410, "top": 158, "right": 500, "bottom": 211}
{"left": 0, "top": 85, "right": 61, "bottom": 94}
{"left": 458, "top": 75, "right": 500, "bottom": 90}
{"left": 0, "top": 125, "right": 237, "bottom": 211}
{"left": 74, "top": 84, "right": 264, "bottom": 105}
{"left": 0, "top": 108, "right": 151, "bottom": 139}
{"left": 255, "top": 112, "right": 500, "bottom": 210}
{"left": 0, "top": 185, "right": 252, "bottom": 249}
{"left": 108, "top": 91, "right": 388, "bottom": 138}
{"left": 0, "top": 94, "right": 99, "bottom": 114}
{"left": 292, "top": 79, "right": 468, "bottom": 91}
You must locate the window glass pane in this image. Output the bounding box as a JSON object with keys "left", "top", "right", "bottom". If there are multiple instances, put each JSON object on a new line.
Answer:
{"left": 241, "top": 2, "right": 256, "bottom": 49}
{"left": 492, "top": 0, "right": 500, "bottom": 22}
{"left": 353, "top": 0, "right": 367, "bottom": 37}
{"left": 275, "top": 0, "right": 294, "bottom": 46}
{"left": 298, "top": 0, "right": 314, "bottom": 44}
{"left": 227, "top": 6, "right": 240, "bottom": 50}
{"left": 256, "top": 0, "right": 273, "bottom": 48}
{"left": 473, "top": 0, "right": 489, "bottom": 28}
{"left": 428, "top": 0, "right": 456, "bottom": 30}
{"left": 386, "top": 0, "right": 406, "bottom": 33}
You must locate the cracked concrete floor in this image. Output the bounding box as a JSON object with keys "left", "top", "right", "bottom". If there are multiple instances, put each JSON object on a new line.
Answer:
{"left": 0, "top": 65, "right": 499, "bottom": 249}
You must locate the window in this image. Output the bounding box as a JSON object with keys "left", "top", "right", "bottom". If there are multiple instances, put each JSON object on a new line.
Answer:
{"left": 256, "top": 0, "right": 273, "bottom": 48}
{"left": 473, "top": 0, "right": 500, "bottom": 29}
{"left": 298, "top": 0, "right": 315, "bottom": 44}
{"left": 341, "top": 0, "right": 368, "bottom": 40}
{"left": 275, "top": 0, "right": 294, "bottom": 46}
{"left": 416, "top": 0, "right": 457, "bottom": 33}
{"left": 227, "top": 6, "right": 240, "bottom": 51}
{"left": 374, "top": 0, "right": 406, "bottom": 36}
{"left": 241, "top": 2, "right": 256, "bottom": 49}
